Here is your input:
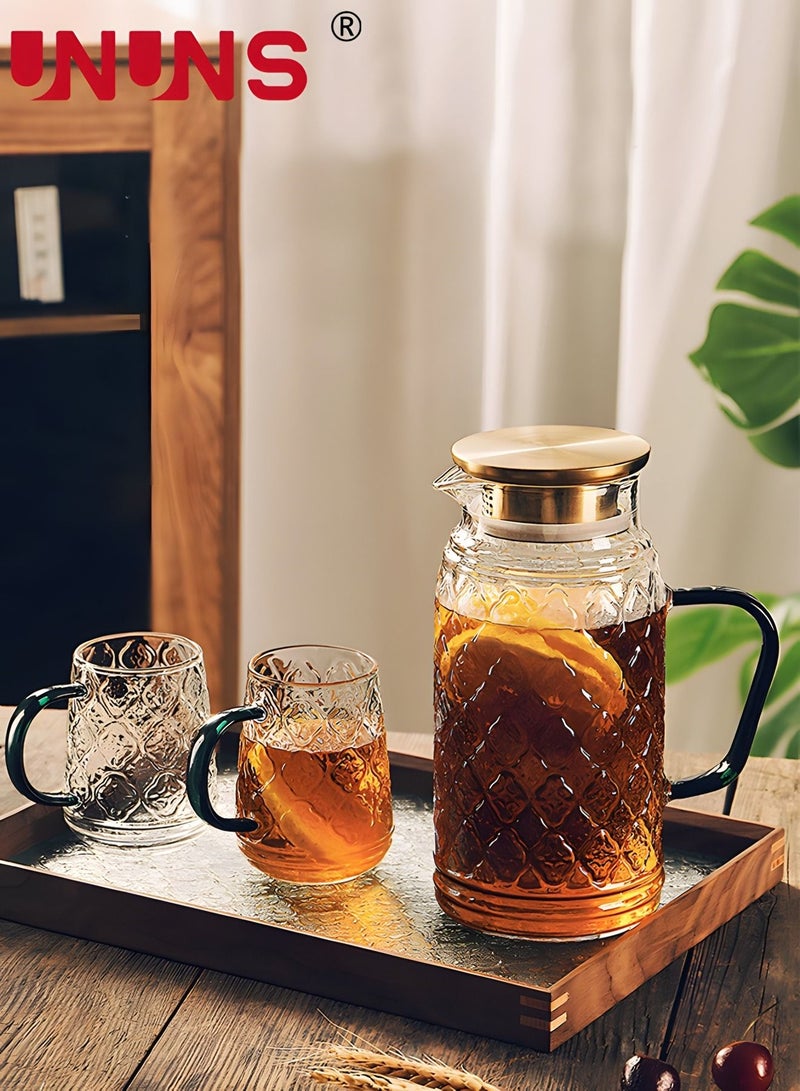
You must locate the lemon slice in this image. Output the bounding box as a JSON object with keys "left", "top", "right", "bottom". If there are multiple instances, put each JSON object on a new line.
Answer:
{"left": 247, "top": 744, "right": 367, "bottom": 865}
{"left": 439, "top": 621, "right": 626, "bottom": 719}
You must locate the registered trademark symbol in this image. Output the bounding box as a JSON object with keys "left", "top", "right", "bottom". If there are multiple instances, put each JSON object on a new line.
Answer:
{"left": 331, "top": 11, "right": 362, "bottom": 41}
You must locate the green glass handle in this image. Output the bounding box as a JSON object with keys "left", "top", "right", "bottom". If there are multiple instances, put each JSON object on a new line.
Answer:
{"left": 668, "top": 586, "right": 779, "bottom": 813}
{"left": 186, "top": 704, "right": 264, "bottom": 833}
{"left": 5, "top": 684, "right": 87, "bottom": 806}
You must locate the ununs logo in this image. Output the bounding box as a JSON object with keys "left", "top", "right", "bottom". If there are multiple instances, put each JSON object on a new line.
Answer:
{"left": 9, "top": 30, "right": 308, "bottom": 101}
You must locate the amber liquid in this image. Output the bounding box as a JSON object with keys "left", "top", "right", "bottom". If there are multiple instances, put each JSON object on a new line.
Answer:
{"left": 433, "top": 600, "right": 668, "bottom": 938}
{"left": 236, "top": 730, "right": 394, "bottom": 884}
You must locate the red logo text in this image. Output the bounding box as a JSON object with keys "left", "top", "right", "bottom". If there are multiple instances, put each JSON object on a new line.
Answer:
{"left": 9, "top": 30, "right": 308, "bottom": 101}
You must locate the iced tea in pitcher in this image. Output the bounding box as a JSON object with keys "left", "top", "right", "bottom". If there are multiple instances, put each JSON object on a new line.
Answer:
{"left": 432, "top": 426, "right": 778, "bottom": 939}
{"left": 433, "top": 596, "right": 668, "bottom": 937}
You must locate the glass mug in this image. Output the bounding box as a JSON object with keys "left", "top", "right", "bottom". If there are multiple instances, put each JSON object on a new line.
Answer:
{"left": 5, "top": 632, "right": 210, "bottom": 846}
{"left": 187, "top": 645, "right": 394, "bottom": 883}
{"left": 432, "top": 426, "right": 779, "bottom": 939}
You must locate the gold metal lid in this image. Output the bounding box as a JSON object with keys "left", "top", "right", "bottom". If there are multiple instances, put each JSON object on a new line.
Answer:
{"left": 451, "top": 425, "right": 650, "bottom": 486}
{"left": 443, "top": 425, "right": 650, "bottom": 530}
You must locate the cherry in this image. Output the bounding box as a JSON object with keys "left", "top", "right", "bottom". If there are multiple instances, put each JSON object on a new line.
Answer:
{"left": 621, "top": 1054, "right": 681, "bottom": 1090}
{"left": 711, "top": 1041, "right": 774, "bottom": 1091}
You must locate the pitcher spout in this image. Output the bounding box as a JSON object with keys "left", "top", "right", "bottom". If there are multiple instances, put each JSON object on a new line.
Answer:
{"left": 432, "top": 465, "right": 482, "bottom": 510}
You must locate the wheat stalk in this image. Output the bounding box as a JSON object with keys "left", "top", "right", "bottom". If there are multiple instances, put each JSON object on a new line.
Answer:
{"left": 312, "top": 1064, "right": 499, "bottom": 1091}
{"left": 310, "top": 1068, "right": 428, "bottom": 1090}
{"left": 288, "top": 1017, "right": 505, "bottom": 1091}
{"left": 304, "top": 1045, "right": 503, "bottom": 1091}
{"left": 323, "top": 1045, "right": 501, "bottom": 1091}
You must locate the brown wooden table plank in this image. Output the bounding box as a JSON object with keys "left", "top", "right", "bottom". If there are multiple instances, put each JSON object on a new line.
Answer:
{"left": 123, "top": 966, "right": 688, "bottom": 1091}
{"left": 0, "top": 920, "right": 200, "bottom": 1090}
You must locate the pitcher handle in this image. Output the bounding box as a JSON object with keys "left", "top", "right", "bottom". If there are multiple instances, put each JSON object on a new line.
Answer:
{"left": 5, "top": 684, "right": 86, "bottom": 806}
{"left": 668, "top": 587, "right": 779, "bottom": 814}
{"left": 186, "top": 704, "right": 263, "bottom": 832}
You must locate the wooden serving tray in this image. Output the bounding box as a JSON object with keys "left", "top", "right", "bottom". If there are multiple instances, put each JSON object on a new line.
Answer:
{"left": 0, "top": 754, "right": 785, "bottom": 1052}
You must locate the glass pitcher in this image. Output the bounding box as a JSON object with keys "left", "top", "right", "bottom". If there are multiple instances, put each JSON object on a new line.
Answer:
{"left": 432, "top": 425, "right": 778, "bottom": 940}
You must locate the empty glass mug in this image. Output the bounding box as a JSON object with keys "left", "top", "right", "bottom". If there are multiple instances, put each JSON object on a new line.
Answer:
{"left": 5, "top": 632, "right": 210, "bottom": 845}
{"left": 433, "top": 426, "right": 779, "bottom": 939}
{"left": 187, "top": 645, "right": 394, "bottom": 883}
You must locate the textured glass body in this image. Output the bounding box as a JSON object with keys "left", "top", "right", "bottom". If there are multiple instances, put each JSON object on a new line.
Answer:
{"left": 235, "top": 647, "right": 394, "bottom": 883}
{"left": 65, "top": 633, "right": 209, "bottom": 845}
{"left": 433, "top": 481, "right": 671, "bottom": 938}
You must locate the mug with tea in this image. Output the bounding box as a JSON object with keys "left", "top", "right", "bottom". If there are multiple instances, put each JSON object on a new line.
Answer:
{"left": 5, "top": 632, "right": 210, "bottom": 846}
{"left": 187, "top": 644, "right": 394, "bottom": 883}
{"left": 432, "top": 426, "right": 779, "bottom": 939}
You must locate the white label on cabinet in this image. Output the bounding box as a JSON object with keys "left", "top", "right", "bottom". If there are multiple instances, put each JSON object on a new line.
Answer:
{"left": 14, "top": 185, "right": 65, "bottom": 304}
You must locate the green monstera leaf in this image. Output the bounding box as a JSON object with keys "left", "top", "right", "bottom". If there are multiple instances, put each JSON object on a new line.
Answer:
{"left": 670, "top": 200, "right": 800, "bottom": 758}
{"left": 690, "top": 195, "right": 800, "bottom": 467}
{"left": 738, "top": 594, "right": 800, "bottom": 757}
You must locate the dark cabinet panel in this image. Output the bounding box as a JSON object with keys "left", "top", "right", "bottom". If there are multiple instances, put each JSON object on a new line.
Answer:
{"left": 0, "top": 152, "right": 149, "bottom": 316}
{"left": 0, "top": 331, "right": 151, "bottom": 701}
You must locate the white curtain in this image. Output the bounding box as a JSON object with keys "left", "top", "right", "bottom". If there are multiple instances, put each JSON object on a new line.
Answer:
{"left": 619, "top": 0, "right": 800, "bottom": 749}
{"left": 5, "top": 1, "right": 797, "bottom": 750}
{"left": 481, "top": 0, "right": 631, "bottom": 429}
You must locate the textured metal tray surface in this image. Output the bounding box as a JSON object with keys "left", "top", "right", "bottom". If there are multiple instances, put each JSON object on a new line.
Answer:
{"left": 12, "top": 771, "right": 725, "bottom": 989}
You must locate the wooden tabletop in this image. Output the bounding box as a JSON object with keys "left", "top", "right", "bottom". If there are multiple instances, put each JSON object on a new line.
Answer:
{"left": 0, "top": 711, "right": 797, "bottom": 1091}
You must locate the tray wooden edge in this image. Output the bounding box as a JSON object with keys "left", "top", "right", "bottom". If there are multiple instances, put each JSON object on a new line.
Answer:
{"left": 0, "top": 755, "right": 787, "bottom": 1053}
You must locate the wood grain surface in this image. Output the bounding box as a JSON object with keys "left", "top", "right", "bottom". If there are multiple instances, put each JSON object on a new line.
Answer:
{"left": 0, "top": 66, "right": 152, "bottom": 153}
{"left": 0, "top": 922, "right": 200, "bottom": 1090}
{"left": 149, "top": 82, "right": 241, "bottom": 709}
{"left": 0, "top": 713, "right": 797, "bottom": 1090}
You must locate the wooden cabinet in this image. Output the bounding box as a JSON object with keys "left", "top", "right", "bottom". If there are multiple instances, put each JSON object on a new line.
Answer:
{"left": 0, "top": 46, "right": 241, "bottom": 707}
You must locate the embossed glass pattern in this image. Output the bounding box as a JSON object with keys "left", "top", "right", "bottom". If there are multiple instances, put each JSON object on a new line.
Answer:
{"left": 65, "top": 633, "right": 210, "bottom": 845}
{"left": 236, "top": 646, "right": 393, "bottom": 883}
